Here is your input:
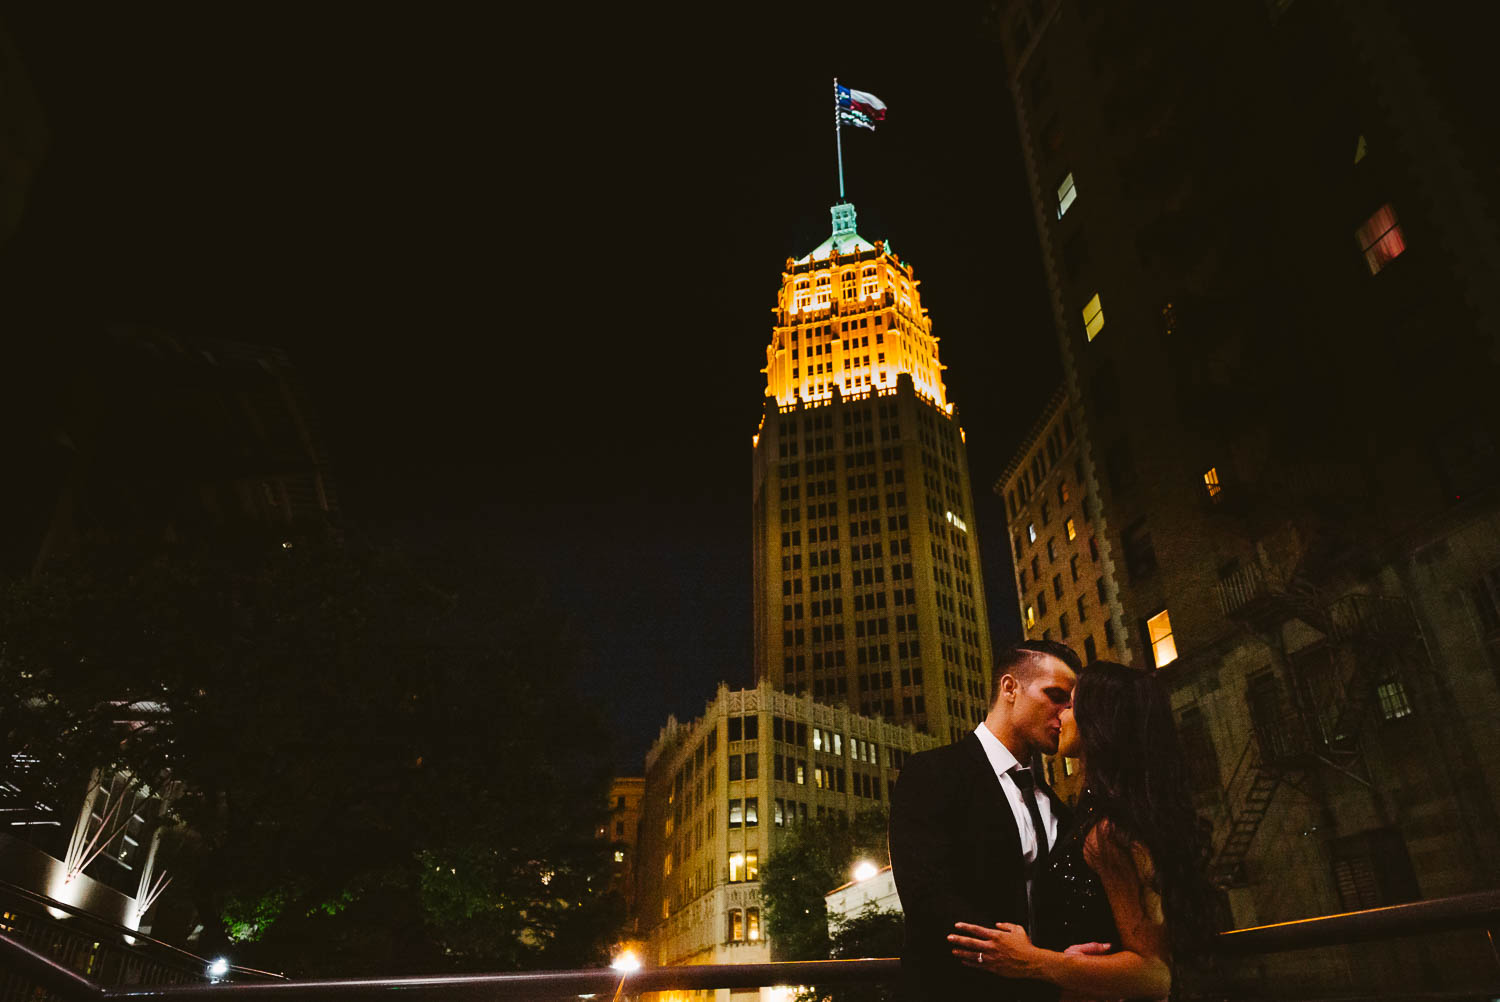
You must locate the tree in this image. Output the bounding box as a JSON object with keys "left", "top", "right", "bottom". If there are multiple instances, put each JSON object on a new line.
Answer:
{"left": 0, "top": 533, "right": 623, "bottom": 975}
{"left": 759, "top": 808, "right": 891, "bottom": 962}
{"left": 824, "top": 905, "right": 904, "bottom": 1002}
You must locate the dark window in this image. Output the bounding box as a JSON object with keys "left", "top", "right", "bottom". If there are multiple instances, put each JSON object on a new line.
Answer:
{"left": 1329, "top": 829, "right": 1420, "bottom": 910}
{"left": 1122, "top": 519, "right": 1157, "bottom": 579}
{"left": 1105, "top": 437, "right": 1137, "bottom": 494}
{"left": 1093, "top": 360, "right": 1121, "bottom": 418}
{"left": 1178, "top": 707, "right": 1220, "bottom": 796}
{"left": 1063, "top": 232, "right": 1088, "bottom": 279}
{"left": 728, "top": 717, "right": 742, "bottom": 742}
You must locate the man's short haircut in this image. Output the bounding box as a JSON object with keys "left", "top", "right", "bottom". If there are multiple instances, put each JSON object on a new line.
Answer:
{"left": 989, "top": 640, "right": 1083, "bottom": 706}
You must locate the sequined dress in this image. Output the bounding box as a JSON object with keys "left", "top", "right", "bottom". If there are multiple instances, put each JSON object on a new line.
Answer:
{"left": 1035, "top": 792, "right": 1119, "bottom": 952}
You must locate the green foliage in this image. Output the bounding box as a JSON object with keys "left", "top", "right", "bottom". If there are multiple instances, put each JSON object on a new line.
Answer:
{"left": 816, "top": 906, "right": 905, "bottom": 1002}
{"left": 0, "top": 535, "right": 623, "bottom": 975}
{"left": 760, "top": 808, "right": 891, "bottom": 962}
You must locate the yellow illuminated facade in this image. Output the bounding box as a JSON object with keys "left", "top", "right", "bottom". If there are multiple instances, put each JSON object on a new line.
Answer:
{"left": 635, "top": 682, "right": 937, "bottom": 994}
{"left": 751, "top": 203, "right": 996, "bottom": 745}
{"left": 762, "top": 203, "right": 948, "bottom": 410}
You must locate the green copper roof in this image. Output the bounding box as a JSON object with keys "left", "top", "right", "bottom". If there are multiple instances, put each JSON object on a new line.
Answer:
{"left": 796, "top": 202, "right": 877, "bottom": 264}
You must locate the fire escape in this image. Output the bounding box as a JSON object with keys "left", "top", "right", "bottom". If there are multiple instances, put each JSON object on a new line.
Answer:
{"left": 1206, "top": 463, "right": 1426, "bottom": 887}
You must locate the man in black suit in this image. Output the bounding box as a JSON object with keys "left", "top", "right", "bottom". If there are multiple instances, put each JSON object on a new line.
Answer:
{"left": 889, "top": 640, "right": 1084, "bottom": 1001}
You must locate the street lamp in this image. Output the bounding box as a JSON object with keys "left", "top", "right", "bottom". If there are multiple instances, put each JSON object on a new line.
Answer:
{"left": 610, "top": 949, "right": 641, "bottom": 973}
{"left": 852, "top": 860, "right": 879, "bottom": 882}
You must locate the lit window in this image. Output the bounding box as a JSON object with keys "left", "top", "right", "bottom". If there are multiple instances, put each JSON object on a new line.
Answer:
{"left": 1354, "top": 134, "right": 1367, "bottom": 164}
{"left": 1082, "top": 294, "right": 1105, "bottom": 341}
{"left": 1146, "top": 610, "right": 1178, "bottom": 668}
{"left": 1204, "top": 467, "right": 1222, "bottom": 501}
{"left": 1377, "top": 679, "right": 1413, "bottom": 720}
{"left": 1066, "top": 518, "right": 1077, "bottom": 541}
{"left": 1028, "top": 523, "right": 1037, "bottom": 543}
{"left": 745, "top": 852, "right": 759, "bottom": 880}
{"left": 664, "top": 853, "right": 672, "bottom": 876}
{"left": 729, "top": 853, "right": 745, "bottom": 882}
{"left": 1356, "top": 204, "right": 1406, "bottom": 275}
{"left": 729, "top": 908, "right": 744, "bottom": 940}
{"left": 747, "top": 907, "right": 761, "bottom": 940}
{"left": 614, "top": 850, "right": 625, "bottom": 862}
{"left": 1056, "top": 172, "right": 1077, "bottom": 218}
{"left": 1025, "top": 604, "right": 1036, "bottom": 628}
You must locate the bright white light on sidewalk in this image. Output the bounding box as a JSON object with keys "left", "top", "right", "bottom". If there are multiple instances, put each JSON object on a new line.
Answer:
{"left": 610, "top": 950, "right": 641, "bottom": 973}
{"left": 207, "top": 957, "right": 230, "bottom": 979}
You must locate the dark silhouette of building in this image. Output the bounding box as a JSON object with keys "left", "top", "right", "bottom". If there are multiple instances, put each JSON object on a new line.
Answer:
{"left": 17, "top": 326, "right": 338, "bottom": 575}
{"left": 990, "top": 1, "right": 1500, "bottom": 986}
{"left": 3, "top": 325, "right": 338, "bottom": 949}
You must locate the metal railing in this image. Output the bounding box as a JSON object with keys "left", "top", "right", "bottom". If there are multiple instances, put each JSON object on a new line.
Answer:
{"left": 4, "top": 890, "right": 1500, "bottom": 1001}
{"left": 0, "top": 877, "right": 279, "bottom": 1002}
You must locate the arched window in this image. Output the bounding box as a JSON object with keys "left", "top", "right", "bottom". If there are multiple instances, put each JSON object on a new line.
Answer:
{"left": 794, "top": 278, "right": 810, "bottom": 313}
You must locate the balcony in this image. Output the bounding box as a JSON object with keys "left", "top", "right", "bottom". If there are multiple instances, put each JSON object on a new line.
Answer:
{"left": 1328, "top": 593, "right": 1419, "bottom": 645}
{"left": 1216, "top": 558, "right": 1303, "bottom": 632}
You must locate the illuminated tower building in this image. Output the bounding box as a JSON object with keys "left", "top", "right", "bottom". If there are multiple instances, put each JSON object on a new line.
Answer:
{"left": 751, "top": 202, "right": 996, "bottom": 743}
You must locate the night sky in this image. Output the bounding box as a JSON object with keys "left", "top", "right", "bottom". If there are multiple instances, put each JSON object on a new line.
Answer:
{"left": 1, "top": 4, "right": 1059, "bottom": 770}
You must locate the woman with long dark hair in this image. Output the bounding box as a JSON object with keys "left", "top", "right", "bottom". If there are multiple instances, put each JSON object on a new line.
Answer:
{"left": 947, "top": 660, "right": 1218, "bottom": 999}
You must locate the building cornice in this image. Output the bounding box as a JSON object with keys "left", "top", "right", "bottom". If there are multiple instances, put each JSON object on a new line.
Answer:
{"left": 994, "top": 384, "right": 1068, "bottom": 492}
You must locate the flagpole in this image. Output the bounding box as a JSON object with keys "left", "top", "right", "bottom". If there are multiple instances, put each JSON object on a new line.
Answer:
{"left": 833, "top": 77, "right": 845, "bottom": 201}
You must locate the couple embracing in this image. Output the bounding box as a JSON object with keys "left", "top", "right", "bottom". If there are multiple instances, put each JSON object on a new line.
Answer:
{"left": 890, "top": 641, "right": 1216, "bottom": 1001}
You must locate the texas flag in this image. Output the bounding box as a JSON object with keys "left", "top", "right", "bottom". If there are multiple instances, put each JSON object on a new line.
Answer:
{"left": 836, "top": 84, "right": 887, "bottom": 130}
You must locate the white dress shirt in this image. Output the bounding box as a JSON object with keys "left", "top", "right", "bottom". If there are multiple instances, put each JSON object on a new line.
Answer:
{"left": 972, "top": 723, "right": 1060, "bottom": 870}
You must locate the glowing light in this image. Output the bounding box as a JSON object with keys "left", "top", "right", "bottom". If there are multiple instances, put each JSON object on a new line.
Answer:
{"left": 1357, "top": 205, "right": 1406, "bottom": 274}
{"left": 1146, "top": 610, "right": 1178, "bottom": 668}
{"left": 207, "top": 957, "right": 230, "bottom": 979}
{"left": 611, "top": 950, "right": 642, "bottom": 973}
{"left": 852, "top": 860, "right": 879, "bottom": 882}
{"left": 945, "top": 511, "right": 968, "bottom": 533}
{"left": 1056, "top": 172, "right": 1077, "bottom": 218}
{"left": 1083, "top": 294, "right": 1105, "bottom": 341}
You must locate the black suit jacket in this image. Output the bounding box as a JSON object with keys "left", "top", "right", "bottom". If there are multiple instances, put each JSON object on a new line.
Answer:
{"left": 889, "top": 732, "right": 1070, "bottom": 1002}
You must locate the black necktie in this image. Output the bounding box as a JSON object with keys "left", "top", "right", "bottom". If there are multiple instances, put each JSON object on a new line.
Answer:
{"left": 1011, "top": 765, "right": 1050, "bottom": 935}
{"left": 1010, "top": 765, "right": 1051, "bottom": 871}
